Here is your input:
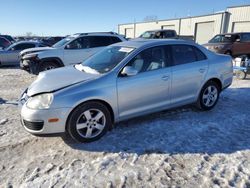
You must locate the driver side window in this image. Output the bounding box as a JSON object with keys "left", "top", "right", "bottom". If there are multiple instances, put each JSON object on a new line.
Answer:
{"left": 126, "top": 46, "right": 167, "bottom": 73}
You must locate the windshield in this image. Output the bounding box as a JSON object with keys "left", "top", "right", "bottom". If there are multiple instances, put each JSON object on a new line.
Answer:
{"left": 52, "top": 37, "right": 74, "bottom": 48}
{"left": 209, "top": 34, "right": 237, "bottom": 43}
{"left": 140, "top": 31, "right": 156, "bottom": 39}
{"left": 79, "top": 46, "right": 135, "bottom": 74}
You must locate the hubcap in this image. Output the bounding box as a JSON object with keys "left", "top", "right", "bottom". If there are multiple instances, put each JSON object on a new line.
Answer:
{"left": 202, "top": 85, "right": 218, "bottom": 107}
{"left": 76, "top": 109, "right": 106, "bottom": 138}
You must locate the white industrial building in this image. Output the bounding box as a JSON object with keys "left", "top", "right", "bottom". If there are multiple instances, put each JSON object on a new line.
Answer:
{"left": 118, "top": 5, "right": 250, "bottom": 44}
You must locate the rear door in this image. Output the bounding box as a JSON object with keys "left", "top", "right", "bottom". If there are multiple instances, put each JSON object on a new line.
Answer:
{"left": 170, "top": 45, "right": 208, "bottom": 106}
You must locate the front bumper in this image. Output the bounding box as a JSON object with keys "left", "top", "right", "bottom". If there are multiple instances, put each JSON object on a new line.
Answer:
{"left": 20, "top": 103, "right": 71, "bottom": 135}
{"left": 20, "top": 58, "right": 40, "bottom": 75}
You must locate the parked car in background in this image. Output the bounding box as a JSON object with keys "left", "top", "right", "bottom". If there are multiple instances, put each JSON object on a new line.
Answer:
{"left": 0, "top": 37, "right": 11, "bottom": 50}
{"left": 19, "top": 39, "right": 233, "bottom": 143}
{"left": 40, "top": 36, "right": 65, "bottom": 46}
{"left": 203, "top": 32, "right": 250, "bottom": 57}
{"left": 20, "top": 32, "right": 126, "bottom": 74}
{"left": 0, "top": 41, "right": 47, "bottom": 66}
{"left": 0, "top": 35, "right": 15, "bottom": 43}
{"left": 139, "top": 29, "right": 194, "bottom": 41}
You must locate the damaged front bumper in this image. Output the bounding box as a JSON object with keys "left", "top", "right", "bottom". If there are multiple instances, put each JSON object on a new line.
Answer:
{"left": 20, "top": 58, "right": 40, "bottom": 75}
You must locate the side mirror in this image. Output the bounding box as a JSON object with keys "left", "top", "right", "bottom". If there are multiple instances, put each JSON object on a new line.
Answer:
{"left": 121, "top": 66, "right": 138, "bottom": 76}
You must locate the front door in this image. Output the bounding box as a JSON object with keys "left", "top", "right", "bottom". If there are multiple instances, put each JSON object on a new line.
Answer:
{"left": 117, "top": 46, "right": 171, "bottom": 120}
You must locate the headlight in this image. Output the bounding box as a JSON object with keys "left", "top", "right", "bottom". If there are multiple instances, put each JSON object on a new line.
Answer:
{"left": 26, "top": 93, "right": 53, "bottom": 109}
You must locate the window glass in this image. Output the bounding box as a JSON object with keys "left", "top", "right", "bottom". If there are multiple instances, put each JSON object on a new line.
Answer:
{"left": 172, "top": 45, "right": 196, "bottom": 65}
{"left": 110, "top": 37, "right": 122, "bottom": 44}
{"left": 81, "top": 46, "right": 134, "bottom": 74}
{"left": 164, "top": 31, "right": 175, "bottom": 38}
{"left": 193, "top": 46, "right": 207, "bottom": 61}
{"left": 14, "top": 43, "right": 35, "bottom": 50}
{"left": 127, "top": 46, "right": 166, "bottom": 73}
{"left": 241, "top": 33, "right": 250, "bottom": 42}
{"left": 89, "top": 36, "right": 111, "bottom": 48}
{"left": 67, "top": 37, "right": 89, "bottom": 49}
{"left": 209, "top": 35, "right": 237, "bottom": 43}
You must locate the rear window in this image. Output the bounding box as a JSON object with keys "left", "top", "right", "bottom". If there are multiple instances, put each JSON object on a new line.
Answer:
{"left": 89, "top": 36, "right": 112, "bottom": 48}
{"left": 171, "top": 45, "right": 206, "bottom": 65}
{"left": 209, "top": 34, "right": 238, "bottom": 43}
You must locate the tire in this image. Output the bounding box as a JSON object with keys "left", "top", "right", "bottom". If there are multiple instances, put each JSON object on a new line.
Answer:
{"left": 235, "top": 70, "right": 247, "bottom": 80}
{"left": 196, "top": 81, "right": 220, "bottom": 111}
{"left": 39, "top": 61, "right": 59, "bottom": 72}
{"left": 66, "top": 102, "right": 112, "bottom": 143}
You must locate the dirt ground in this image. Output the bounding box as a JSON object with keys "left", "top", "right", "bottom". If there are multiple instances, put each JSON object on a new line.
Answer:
{"left": 0, "top": 67, "right": 250, "bottom": 188}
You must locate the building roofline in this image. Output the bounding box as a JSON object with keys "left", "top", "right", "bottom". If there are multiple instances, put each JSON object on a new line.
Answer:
{"left": 119, "top": 12, "right": 227, "bottom": 26}
{"left": 227, "top": 4, "right": 250, "bottom": 9}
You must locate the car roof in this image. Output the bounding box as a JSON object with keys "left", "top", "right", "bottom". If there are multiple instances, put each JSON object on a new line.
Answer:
{"left": 112, "top": 39, "right": 195, "bottom": 48}
{"left": 14, "top": 41, "right": 40, "bottom": 45}
{"left": 217, "top": 32, "right": 250, "bottom": 36}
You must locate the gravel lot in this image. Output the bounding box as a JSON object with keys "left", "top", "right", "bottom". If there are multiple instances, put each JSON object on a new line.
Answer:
{"left": 0, "top": 67, "right": 250, "bottom": 188}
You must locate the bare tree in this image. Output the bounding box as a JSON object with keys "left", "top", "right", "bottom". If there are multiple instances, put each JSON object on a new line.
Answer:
{"left": 143, "top": 15, "right": 158, "bottom": 22}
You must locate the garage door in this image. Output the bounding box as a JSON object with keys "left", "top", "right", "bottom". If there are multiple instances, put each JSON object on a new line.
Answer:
{"left": 161, "top": 25, "right": 175, "bottom": 30}
{"left": 125, "top": 28, "right": 134, "bottom": 39}
{"left": 232, "top": 22, "right": 250, "bottom": 32}
{"left": 195, "top": 21, "right": 215, "bottom": 44}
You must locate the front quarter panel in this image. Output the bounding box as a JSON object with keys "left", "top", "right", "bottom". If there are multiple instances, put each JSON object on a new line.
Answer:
{"left": 51, "top": 73, "right": 119, "bottom": 121}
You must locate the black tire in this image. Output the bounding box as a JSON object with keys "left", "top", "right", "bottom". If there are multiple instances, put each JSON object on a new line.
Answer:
{"left": 66, "top": 102, "right": 112, "bottom": 143}
{"left": 235, "top": 70, "right": 247, "bottom": 80}
{"left": 196, "top": 81, "right": 220, "bottom": 111}
{"left": 39, "top": 61, "right": 59, "bottom": 72}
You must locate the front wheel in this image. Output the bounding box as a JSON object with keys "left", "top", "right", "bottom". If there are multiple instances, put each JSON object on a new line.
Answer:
{"left": 196, "top": 81, "right": 220, "bottom": 111}
{"left": 39, "top": 61, "right": 59, "bottom": 72}
{"left": 66, "top": 102, "right": 112, "bottom": 143}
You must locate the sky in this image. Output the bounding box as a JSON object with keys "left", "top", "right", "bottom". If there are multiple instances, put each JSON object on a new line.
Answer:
{"left": 0, "top": 0, "right": 249, "bottom": 36}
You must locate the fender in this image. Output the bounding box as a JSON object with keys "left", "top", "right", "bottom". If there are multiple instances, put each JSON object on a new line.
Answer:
{"left": 40, "top": 57, "right": 65, "bottom": 67}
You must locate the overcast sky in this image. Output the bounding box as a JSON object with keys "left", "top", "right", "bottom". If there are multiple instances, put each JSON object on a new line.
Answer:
{"left": 0, "top": 0, "right": 249, "bottom": 36}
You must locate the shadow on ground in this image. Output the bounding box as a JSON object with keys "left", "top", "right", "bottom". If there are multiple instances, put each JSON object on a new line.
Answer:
{"left": 62, "top": 87, "right": 250, "bottom": 155}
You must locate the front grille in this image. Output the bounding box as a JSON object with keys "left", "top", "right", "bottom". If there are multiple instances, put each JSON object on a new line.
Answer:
{"left": 23, "top": 120, "right": 44, "bottom": 131}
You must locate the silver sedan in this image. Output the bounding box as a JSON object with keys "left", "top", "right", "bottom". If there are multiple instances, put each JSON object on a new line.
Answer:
{"left": 0, "top": 41, "right": 46, "bottom": 66}
{"left": 19, "top": 39, "right": 233, "bottom": 143}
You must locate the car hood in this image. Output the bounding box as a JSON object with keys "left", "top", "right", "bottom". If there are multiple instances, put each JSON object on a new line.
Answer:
{"left": 27, "top": 66, "right": 101, "bottom": 96}
{"left": 20, "top": 46, "right": 54, "bottom": 56}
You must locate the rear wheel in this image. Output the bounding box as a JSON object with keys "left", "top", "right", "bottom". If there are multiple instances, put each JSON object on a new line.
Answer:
{"left": 197, "top": 81, "right": 220, "bottom": 111}
{"left": 66, "top": 102, "right": 112, "bottom": 143}
{"left": 235, "top": 70, "right": 247, "bottom": 80}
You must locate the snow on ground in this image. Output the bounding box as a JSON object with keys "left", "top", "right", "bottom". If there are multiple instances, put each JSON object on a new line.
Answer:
{"left": 0, "top": 67, "right": 250, "bottom": 188}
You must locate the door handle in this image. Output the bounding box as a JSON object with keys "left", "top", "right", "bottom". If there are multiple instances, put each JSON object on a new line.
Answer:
{"left": 199, "top": 68, "right": 206, "bottom": 73}
{"left": 162, "top": 75, "right": 169, "bottom": 81}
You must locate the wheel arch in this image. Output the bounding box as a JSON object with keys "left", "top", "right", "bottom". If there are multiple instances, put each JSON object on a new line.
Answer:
{"left": 40, "top": 57, "right": 65, "bottom": 67}
{"left": 66, "top": 99, "right": 115, "bottom": 129}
